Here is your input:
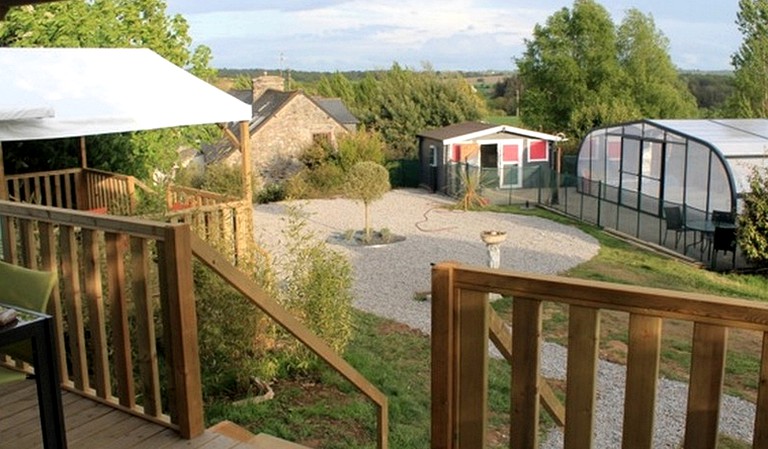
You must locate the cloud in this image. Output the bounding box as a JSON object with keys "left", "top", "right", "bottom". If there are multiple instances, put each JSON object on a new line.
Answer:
{"left": 170, "top": 0, "right": 741, "bottom": 71}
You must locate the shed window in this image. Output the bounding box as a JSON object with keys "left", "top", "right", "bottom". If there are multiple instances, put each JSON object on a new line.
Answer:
{"left": 503, "top": 144, "right": 519, "bottom": 162}
{"left": 452, "top": 144, "right": 461, "bottom": 162}
{"left": 528, "top": 140, "right": 548, "bottom": 162}
{"left": 480, "top": 144, "right": 498, "bottom": 168}
{"left": 429, "top": 145, "right": 437, "bottom": 167}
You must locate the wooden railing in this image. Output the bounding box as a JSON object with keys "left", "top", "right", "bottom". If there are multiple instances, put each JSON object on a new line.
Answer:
{"left": 164, "top": 195, "right": 254, "bottom": 268}
{"left": 191, "top": 233, "right": 389, "bottom": 449}
{"left": 0, "top": 200, "right": 387, "bottom": 447}
{"left": 0, "top": 200, "right": 204, "bottom": 438}
{"left": 431, "top": 262, "right": 768, "bottom": 449}
{"left": 5, "top": 168, "right": 81, "bottom": 209}
{"left": 166, "top": 184, "right": 237, "bottom": 209}
{"left": 4, "top": 168, "right": 151, "bottom": 215}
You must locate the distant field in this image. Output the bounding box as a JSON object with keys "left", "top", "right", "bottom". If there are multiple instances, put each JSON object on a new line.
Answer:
{"left": 484, "top": 115, "right": 521, "bottom": 126}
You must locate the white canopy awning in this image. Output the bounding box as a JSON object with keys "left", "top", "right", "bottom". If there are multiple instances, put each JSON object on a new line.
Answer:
{"left": 0, "top": 47, "right": 251, "bottom": 141}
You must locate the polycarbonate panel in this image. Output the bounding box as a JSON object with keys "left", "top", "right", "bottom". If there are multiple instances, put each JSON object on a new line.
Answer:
{"left": 623, "top": 138, "right": 641, "bottom": 175}
{"left": 664, "top": 143, "right": 686, "bottom": 205}
{"left": 685, "top": 141, "right": 710, "bottom": 213}
{"left": 708, "top": 158, "right": 731, "bottom": 212}
{"left": 643, "top": 123, "right": 665, "bottom": 140}
{"left": 624, "top": 123, "right": 643, "bottom": 136}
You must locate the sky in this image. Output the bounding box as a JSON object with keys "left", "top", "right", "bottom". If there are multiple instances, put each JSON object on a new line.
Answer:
{"left": 164, "top": 1, "right": 741, "bottom": 73}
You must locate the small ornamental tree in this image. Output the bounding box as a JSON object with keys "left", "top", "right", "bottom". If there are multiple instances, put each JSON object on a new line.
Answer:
{"left": 344, "top": 161, "right": 390, "bottom": 240}
{"left": 738, "top": 166, "right": 768, "bottom": 267}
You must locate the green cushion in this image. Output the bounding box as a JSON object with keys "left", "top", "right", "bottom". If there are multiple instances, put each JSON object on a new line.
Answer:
{"left": 0, "top": 261, "right": 57, "bottom": 363}
{"left": 0, "top": 366, "right": 26, "bottom": 384}
{"left": 0, "top": 261, "right": 57, "bottom": 312}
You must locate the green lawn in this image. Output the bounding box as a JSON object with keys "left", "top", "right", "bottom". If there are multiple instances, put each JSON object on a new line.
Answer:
{"left": 206, "top": 206, "right": 768, "bottom": 448}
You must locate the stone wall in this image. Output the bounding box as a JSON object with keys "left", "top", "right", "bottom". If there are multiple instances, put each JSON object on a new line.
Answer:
{"left": 251, "top": 95, "right": 349, "bottom": 182}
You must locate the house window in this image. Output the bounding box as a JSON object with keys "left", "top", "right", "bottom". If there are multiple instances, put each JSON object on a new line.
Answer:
{"left": 528, "top": 140, "right": 548, "bottom": 162}
{"left": 429, "top": 145, "right": 438, "bottom": 167}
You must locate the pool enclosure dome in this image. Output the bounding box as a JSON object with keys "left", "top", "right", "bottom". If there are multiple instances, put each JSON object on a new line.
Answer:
{"left": 577, "top": 119, "right": 768, "bottom": 222}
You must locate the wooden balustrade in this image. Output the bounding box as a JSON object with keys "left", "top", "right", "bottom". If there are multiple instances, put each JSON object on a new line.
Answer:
{"left": 0, "top": 200, "right": 204, "bottom": 438}
{"left": 431, "top": 261, "right": 768, "bottom": 449}
{"left": 5, "top": 168, "right": 81, "bottom": 208}
{"left": 165, "top": 199, "right": 254, "bottom": 267}
{"left": 191, "top": 233, "right": 389, "bottom": 449}
{"left": 4, "top": 168, "right": 151, "bottom": 215}
{"left": 0, "top": 200, "right": 386, "bottom": 447}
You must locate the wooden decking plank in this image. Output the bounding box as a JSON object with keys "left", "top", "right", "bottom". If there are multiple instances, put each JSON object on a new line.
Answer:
{"left": 0, "top": 379, "right": 308, "bottom": 449}
{"left": 65, "top": 409, "right": 144, "bottom": 447}
{"left": 86, "top": 418, "right": 172, "bottom": 449}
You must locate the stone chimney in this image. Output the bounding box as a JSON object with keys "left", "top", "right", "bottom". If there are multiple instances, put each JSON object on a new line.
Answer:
{"left": 252, "top": 74, "right": 285, "bottom": 101}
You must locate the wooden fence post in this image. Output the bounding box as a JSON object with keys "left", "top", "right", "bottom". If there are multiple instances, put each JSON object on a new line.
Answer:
{"left": 432, "top": 263, "right": 456, "bottom": 449}
{"left": 161, "top": 224, "right": 204, "bottom": 438}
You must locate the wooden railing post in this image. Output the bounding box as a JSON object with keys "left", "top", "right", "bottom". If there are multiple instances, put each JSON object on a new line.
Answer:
{"left": 456, "top": 288, "right": 489, "bottom": 448}
{"left": 565, "top": 306, "right": 600, "bottom": 449}
{"left": 431, "top": 262, "right": 489, "bottom": 449}
{"left": 622, "top": 314, "right": 662, "bottom": 449}
{"left": 431, "top": 262, "right": 456, "bottom": 449}
{"left": 161, "top": 223, "right": 204, "bottom": 438}
{"left": 511, "top": 297, "right": 543, "bottom": 449}
{"left": 683, "top": 323, "right": 727, "bottom": 449}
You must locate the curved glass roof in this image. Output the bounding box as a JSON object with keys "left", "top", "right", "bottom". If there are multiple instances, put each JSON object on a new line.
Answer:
{"left": 649, "top": 119, "right": 768, "bottom": 158}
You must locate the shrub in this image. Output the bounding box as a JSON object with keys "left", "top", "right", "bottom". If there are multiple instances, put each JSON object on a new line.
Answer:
{"left": 285, "top": 164, "right": 346, "bottom": 199}
{"left": 738, "top": 166, "right": 768, "bottom": 268}
{"left": 272, "top": 205, "right": 354, "bottom": 373}
{"left": 256, "top": 182, "right": 286, "bottom": 204}
{"left": 200, "top": 163, "right": 244, "bottom": 197}
{"left": 195, "top": 248, "right": 278, "bottom": 399}
{"left": 344, "top": 161, "right": 391, "bottom": 239}
{"left": 336, "top": 129, "right": 387, "bottom": 171}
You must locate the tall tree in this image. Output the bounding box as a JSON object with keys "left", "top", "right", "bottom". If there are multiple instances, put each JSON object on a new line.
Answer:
{"left": 517, "top": 0, "right": 695, "bottom": 141}
{"left": 0, "top": 0, "right": 217, "bottom": 179}
{"left": 316, "top": 64, "right": 485, "bottom": 159}
{"left": 517, "top": 0, "right": 632, "bottom": 138}
{"left": 617, "top": 9, "right": 697, "bottom": 118}
{"left": 728, "top": 0, "right": 768, "bottom": 117}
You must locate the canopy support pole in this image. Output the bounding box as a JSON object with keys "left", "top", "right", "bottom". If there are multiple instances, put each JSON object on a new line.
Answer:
{"left": 0, "top": 142, "right": 6, "bottom": 201}
{"left": 239, "top": 121, "right": 252, "bottom": 204}
{"left": 80, "top": 136, "right": 88, "bottom": 168}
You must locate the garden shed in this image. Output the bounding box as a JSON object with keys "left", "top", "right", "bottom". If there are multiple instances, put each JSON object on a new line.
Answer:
{"left": 417, "top": 121, "right": 562, "bottom": 204}
{"left": 577, "top": 119, "right": 768, "bottom": 222}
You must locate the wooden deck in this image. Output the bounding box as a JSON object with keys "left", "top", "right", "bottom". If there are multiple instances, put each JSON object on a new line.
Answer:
{"left": 0, "top": 379, "right": 261, "bottom": 449}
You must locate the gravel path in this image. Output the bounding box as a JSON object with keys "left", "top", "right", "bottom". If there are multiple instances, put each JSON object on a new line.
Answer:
{"left": 252, "top": 188, "right": 755, "bottom": 448}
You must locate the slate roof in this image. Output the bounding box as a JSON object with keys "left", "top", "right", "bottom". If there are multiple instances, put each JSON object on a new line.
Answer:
{"left": 313, "top": 97, "right": 359, "bottom": 125}
{"left": 204, "top": 89, "right": 359, "bottom": 163}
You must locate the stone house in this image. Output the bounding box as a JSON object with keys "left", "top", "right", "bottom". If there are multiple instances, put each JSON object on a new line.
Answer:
{"left": 206, "top": 75, "right": 358, "bottom": 183}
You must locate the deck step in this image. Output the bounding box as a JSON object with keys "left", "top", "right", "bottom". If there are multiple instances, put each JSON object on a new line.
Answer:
{"left": 209, "top": 420, "right": 310, "bottom": 449}
{"left": 249, "top": 433, "right": 311, "bottom": 448}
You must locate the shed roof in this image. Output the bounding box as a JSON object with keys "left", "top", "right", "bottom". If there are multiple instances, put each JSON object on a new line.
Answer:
{"left": 0, "top": 47, "right": 251, "bottom": 141}
{"left": 418, "top": 121, "right": 563, "bottom": 144}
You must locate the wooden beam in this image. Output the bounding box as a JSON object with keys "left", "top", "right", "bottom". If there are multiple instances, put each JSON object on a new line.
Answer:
{"left": 238, "top": 120, "right": 252, "bottom": 204}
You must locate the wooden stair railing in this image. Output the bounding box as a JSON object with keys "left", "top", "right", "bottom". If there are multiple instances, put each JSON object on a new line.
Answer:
{"left": 431, "top": 261, "right": 768, "bottom": 449}
{"left": 190, "top": 233, "right": 389, "bottom": 449}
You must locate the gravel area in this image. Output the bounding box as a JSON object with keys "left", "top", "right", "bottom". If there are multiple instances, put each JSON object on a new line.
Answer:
{"left": 252, "top": 188, "right": 755, "bottom": 448}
